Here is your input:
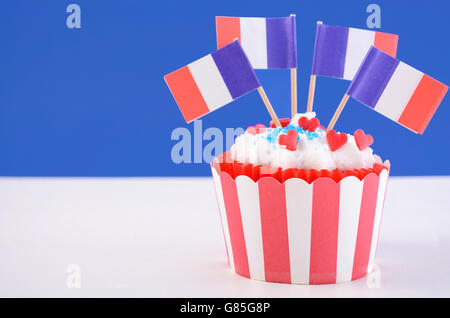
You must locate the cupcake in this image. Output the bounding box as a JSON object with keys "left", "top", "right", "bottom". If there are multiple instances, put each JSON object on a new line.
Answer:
{"left": 211, "top": 112, "right": 390, "bottom": 284}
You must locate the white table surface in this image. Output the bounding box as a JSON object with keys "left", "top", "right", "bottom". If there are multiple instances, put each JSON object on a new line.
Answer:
{"left": 0, "top": 176, "right": 449, "bottom": 298}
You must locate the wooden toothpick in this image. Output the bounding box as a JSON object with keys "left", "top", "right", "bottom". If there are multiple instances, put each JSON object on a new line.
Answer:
{"left": 306, "top": 21, "right": 323, "bottom": 113}
{"left": 257, "top": 87, "right": 282, "bottom": 128}
{"left": 327, "top": 94, "right": 350, "bottom": 131}
{"left": 291, "top": 67, "right": 297, "bottom": 118}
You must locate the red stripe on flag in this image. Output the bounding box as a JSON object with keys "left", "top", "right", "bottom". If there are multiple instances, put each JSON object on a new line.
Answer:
{"left": 374, "top": 32, "right": 398, "bottom": 57}
{"left": 164, "top": 66, "right": 210, "bottom": 123}
{"left": 258, "top": 178, "right": 291, "bottom": 283}
{"left": 310, "top": 178, "right": 340, "bottom": 284}
{"left": 216, "top": 17, "right": 241, "bottom": 49}
{"left": 398, "top": 74, "right": 448, "bottom": 134}
{"left": 219, "top": 172, "right": 250, "bottom": 278}
{"left": 352, "top": 173, "right": 380, "bottom": 280}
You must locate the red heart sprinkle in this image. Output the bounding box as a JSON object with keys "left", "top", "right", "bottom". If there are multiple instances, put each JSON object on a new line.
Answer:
{"left": 246, "top": 126, "right": 257, "bottom": 135}
{"left": 298, "top": 116, "right": 320, "bottom": 132}
{"left": 298, "top": 117, "right": 309, "bottom": 130}
{"left": 246, "top": 124, "right": 266, "bottom": 135}
{"left": 270, "top": 118, "right": 291, "bottom": 128}
{"left": 309, "top": 118, "right": 320, "bottom": 131}
{"left": 354, "top": 129, "right": 374, "bottom": 150}
{"left": 279, "top": 130, "right": 298, "bottom": 151}
{"left": 255, "top": 124, "right": 266, "bottom": 133}
{"left": 326, "top": 130, "right": 348, "bottom": 152}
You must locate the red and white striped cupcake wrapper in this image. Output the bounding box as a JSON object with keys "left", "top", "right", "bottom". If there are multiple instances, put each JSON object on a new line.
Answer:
{"left": 211, "top": 164, "right": 390, "bottom": 284}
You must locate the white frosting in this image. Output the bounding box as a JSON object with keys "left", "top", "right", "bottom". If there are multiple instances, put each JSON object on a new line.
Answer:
{"left": 230, "top": 112, "right": 379, "bottom": 171}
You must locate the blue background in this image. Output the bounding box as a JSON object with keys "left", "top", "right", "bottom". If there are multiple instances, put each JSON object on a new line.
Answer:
{"left": 0, "top": 0, "right": 449, "bottom": 177}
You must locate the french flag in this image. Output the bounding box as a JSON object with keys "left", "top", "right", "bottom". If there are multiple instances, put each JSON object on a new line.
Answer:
{"left": 216, "top": 16, "right": 297, "bottom": 69}
{"left": 164, "top": 41, "right": 260, "bottom": 123}
{"left": 347, "top": 46, "right": 448, "bottom": 134}
{"left": 312, "top": 23, "right": 398, "bottom": 80}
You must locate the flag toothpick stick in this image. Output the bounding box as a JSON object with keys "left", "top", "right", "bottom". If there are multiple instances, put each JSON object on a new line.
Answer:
{"left": 258, "top": 86, "right": 282, "bottom": 128}
{"left": 290, "top": 14, "right": 297, "bottom": 118}
{"left": 306, "top": 74, "right": 317, "bottom": 112}
{"left": 327, "top": 94, "right": 349, "bottom": 131}
{"left": 306, "top": 21, "right": 323, "bottom": 113}
{"left": 291, "top": 67, "right": 297, "bottom": 117}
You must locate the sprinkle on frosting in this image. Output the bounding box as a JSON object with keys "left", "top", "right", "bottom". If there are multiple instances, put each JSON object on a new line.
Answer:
{"left": 354, "top": 129, "right": 374, "bottom": 150}
{"left": 279, "top": 130, "right": 298, "bottom": 151}
{"left": 298, "top": 116, "right": 320, "bottom": 132}
{"left": 270, "top": 118, "right": 291, "bottom": 128}
{"left": 326, "top": 130, "right": 348, "bottom": 152}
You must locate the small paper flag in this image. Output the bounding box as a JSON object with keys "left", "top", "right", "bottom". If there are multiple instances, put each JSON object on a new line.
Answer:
{"left": 347, "top": 46, "right": 448, "bottom": 134}
{"left": 312, "top": 23, "right": 398, "bottom": 80}
{"left": 164, "top": 41, "right": 261, "bottom": 123}
{"left": 216, "top": 16, "right": 297, "bottom": 69}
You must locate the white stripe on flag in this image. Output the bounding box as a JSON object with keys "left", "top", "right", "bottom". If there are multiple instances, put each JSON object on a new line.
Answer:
{"left": 343, "top": 28, "right": 375, "bottom": 80}
{"left": 336, "top": 176, "right": 364, "bottom": 282}
{"left": 211, "top": 167, "right": 235, "bottom": 271}
{"left": 240, "top": 17, "right": 268, "bottom": 69}
{"left": 285, "top": 179, "right": 313, "bottom": 284}
{"left": 188, "top": 55, "right": 233, "bottom": 111}
{"left": 374, "top": 62, "right": 424, "bottom": 121}
{"left": 235, "top": 175, "right": 265, "bottom": 281}
{"left": 368, "top": 169, "right": 389, "bottom": 269}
